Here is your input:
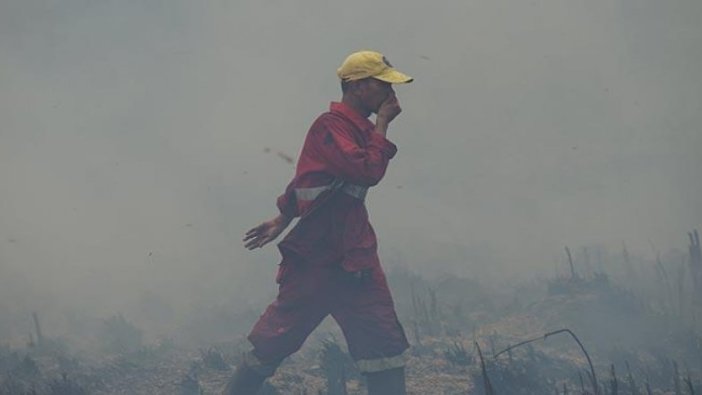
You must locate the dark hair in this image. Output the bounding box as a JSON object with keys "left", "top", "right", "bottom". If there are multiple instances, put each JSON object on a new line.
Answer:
{"left": 341, "top": 79, "right": 351, "bottom": 93}
{"left": 341, "top": 78, "right": 367, "bottom": 94}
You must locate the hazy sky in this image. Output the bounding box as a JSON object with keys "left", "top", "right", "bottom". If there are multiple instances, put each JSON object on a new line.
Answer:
{"left": 1, "top": 1, "right": 701, "bottom": 322}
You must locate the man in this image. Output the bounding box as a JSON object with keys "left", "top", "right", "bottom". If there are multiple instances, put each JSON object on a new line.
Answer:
{"left": 225, "top": 50, "right": 413, "bottom": 395}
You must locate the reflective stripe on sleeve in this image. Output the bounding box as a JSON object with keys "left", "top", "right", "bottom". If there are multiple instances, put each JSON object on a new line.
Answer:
{"left": 294, "top": 181, "right": 368, "bottom": 201}
{"left": 341, "top": 183, "right": 368, "bottom": 200}
{"left": 294, "top": 184, "right": 334, "bottom": 201}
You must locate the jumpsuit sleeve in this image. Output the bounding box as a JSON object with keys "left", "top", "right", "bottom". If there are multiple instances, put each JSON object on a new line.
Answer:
{"left": 314, "top": 117, "right": 398, "bottom": 186}
{"left": 276, "top": 179, "right": 299, "bottom": 218}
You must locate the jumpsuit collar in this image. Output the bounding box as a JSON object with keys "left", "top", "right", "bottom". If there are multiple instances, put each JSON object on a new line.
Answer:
{"left": 330, "top": 102, "right": 375, "bottom": 132}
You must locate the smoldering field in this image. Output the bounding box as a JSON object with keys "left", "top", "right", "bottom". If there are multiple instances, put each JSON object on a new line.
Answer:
{"left": 1, "top": 234, "right": 702, "bottom": 394}
{"left": 2, "top": 0, "right": 702, "bottom": 394}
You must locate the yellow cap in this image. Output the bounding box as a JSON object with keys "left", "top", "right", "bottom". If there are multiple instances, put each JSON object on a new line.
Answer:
{"left": 337, "top": 50, "right": 413, "bottom": 84}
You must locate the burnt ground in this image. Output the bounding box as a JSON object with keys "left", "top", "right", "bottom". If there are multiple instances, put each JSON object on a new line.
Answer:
{"left": 2, "top": 267, "right": 702, "bottom": 394}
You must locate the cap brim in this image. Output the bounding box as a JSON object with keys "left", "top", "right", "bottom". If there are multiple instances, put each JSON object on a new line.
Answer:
{"left": 373, "top": 68, "right": 413, "bottom": 84}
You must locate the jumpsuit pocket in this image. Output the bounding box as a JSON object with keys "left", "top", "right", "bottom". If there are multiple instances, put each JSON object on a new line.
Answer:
{"left": 335, "top": 266, "right": 373, "bottom": 287}
{"left": 275, "top": 262, "right": 291, "bottom": 284}
{"left": 349, "top": 268, "right": 373, "bottom": 286}
{"left": 275, "top": 249, "right": 308, "bottom": 285}
{"left": 276, "top": 247, "right": 299, "bottom": 285}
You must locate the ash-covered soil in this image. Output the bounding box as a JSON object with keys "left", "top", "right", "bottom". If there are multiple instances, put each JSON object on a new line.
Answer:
{"left": 2, "top": 267, "right": 701, "bottom": 394}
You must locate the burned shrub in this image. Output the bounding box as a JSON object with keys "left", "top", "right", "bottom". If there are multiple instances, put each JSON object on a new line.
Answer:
{"left": 98, "top": 314, "right": 142, "bottom": 354}
{"left": 258, "top": 382, "right": 280, "bottom": 395}
{"left": 0, "top": 352, "right": 41, "bottom": 395}
{"left": 178, "top": 372, "right": 202, "bottom": 395}
{"left": 319, "top": 338, "right": 357, "bottom": 395}
{"left": 547, "top": 272, "right": 612, "bottom": 297}
{"left": 444, "top": 341, "right": 471, "bottom": 367}
{"left": 46, "top": 373, "right": 88, "bottom": 395}
{"left": 12, "top": 355, "right": 40, "bottom": 380}
{"left": 199, "top": 347, "right": 228, "bottom": 371}
{"left": 0, "top": 375, "right": 34, "bottom": 395}
{"left": 0, "top": 348, "right": 21, "bottom": 376}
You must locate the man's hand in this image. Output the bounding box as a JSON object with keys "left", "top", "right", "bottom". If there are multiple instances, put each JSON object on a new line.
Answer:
{"left": 375, "top": 93, "right": 402, "bottom": 136}
{"left": 243, "top": 214, "right": 293, "bottom": 250}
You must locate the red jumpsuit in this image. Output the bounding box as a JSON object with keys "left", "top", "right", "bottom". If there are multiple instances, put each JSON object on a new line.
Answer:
{"left": 247, "top": 102, "right": 409, "bottom": 374}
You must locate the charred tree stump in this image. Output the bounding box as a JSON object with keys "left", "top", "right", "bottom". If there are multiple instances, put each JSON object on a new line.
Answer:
{"left": 622, "top": 242, "right": 636, "bottom": 282}
{"left": 688, "top": 230, "right": 701, "bottom": 299}
{"left": 609, "top": 364, "right": 618, "bottom": 395}
{"left": 32, "top": 312, "right": 43, "bottom": 346}
{"left": 565, "top": 246, "right": 578, "bottom": 280}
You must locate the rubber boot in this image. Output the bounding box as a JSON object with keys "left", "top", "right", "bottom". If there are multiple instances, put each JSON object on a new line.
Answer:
{"left": 365, "top": 366, "right": 407, "bottom": 395}
{"left": 222, "top": 362, "right": 267, "bottom": 395}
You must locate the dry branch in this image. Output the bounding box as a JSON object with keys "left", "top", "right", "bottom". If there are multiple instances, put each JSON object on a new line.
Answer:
{"left": 475, "top": 341, "right": 494, "bottom": 395}
{"left": 494, "top": 328, "right": 599, "bottom": 395}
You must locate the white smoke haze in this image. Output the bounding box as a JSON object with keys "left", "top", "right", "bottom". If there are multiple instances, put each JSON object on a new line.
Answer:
{"left": 1, "top": 0, "right": 701, "bottom": 346}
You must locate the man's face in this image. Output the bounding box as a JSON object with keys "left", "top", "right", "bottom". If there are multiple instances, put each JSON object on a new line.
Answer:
{"left": 357, "top": 78, "right": 395, "bottom": 114}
